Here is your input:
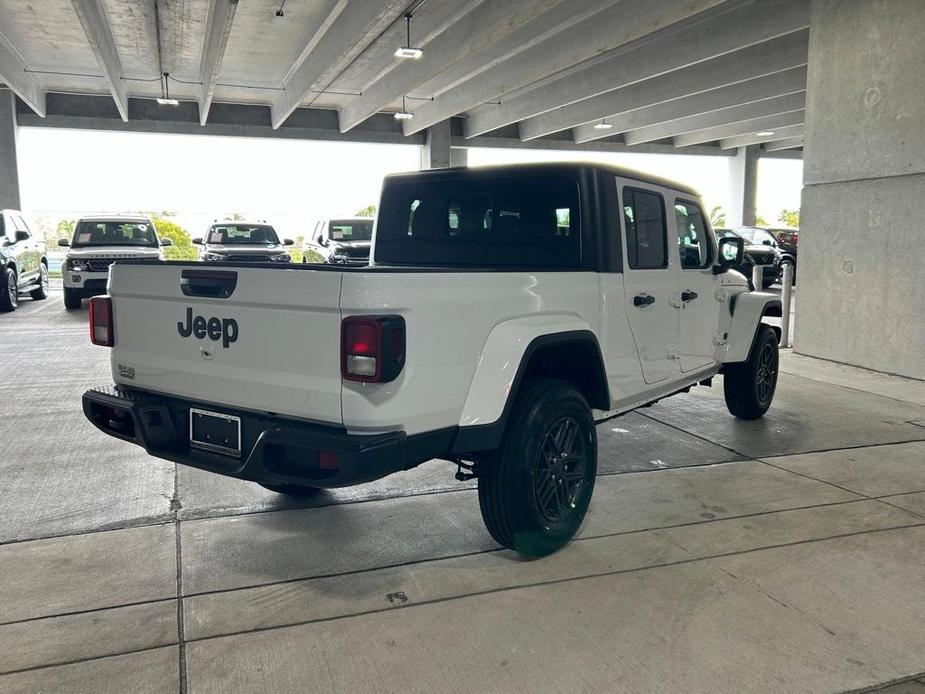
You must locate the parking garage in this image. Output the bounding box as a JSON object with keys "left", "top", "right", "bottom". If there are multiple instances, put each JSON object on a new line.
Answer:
{"left": 1, "top": 1, "right": 924, "bottom": 692}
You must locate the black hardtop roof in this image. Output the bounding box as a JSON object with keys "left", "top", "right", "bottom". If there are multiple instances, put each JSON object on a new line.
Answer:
{"left": 383, "top": 161, "right": 701, "bottom": 197}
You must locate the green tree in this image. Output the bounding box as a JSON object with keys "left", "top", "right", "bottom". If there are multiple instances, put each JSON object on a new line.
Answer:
{"left": 755, "top": 214, "right": 769, "bottom": 226}
{"left": 151, "top": 215, "right": 197, "bottom": 260}
{"left": 355, "top": 204, "right": 376, "bottom": 217}
{"left": 778, "top": 208, "right": 800, "bottom": 228}
{"left": 709, "top": 205, "right": 726, "bottom": 228}
{"left": 56, "top": 218, "right": 76, "bottom": 239}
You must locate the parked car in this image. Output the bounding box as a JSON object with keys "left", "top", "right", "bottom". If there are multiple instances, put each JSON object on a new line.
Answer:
{"left": 302, "top": 217, "right": 373, "bottom": 265}
{"left": 193, "top": 221, "right": 293, "bottom": 263}
{"left": 742, "top": 226, "right": 797, "bottom": 281}
{"left": 714, "top": 228, "right": 782, "bottom": 289}
{"left": 0, "top": 209, "right": 49, "bottom": 311}
{"left": 82, "top": 163, "right": 781, "bottom": 557}
{"left": 58, "top": 216, "right": 169, "bottom": 309}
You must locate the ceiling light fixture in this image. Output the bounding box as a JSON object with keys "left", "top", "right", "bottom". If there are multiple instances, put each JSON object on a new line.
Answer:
{"left": 755, "top": 130, "right": 775, "bottom": 137}
{"left": 394, "top": 96, "right": 414, "bottom": 120}
{"left": 593, "top": 119, "right": 613, "bottom": 130}
{"left": 395, "top": 14, "right": 423, "bottom": 59}
{"left": 157, "top": 72, "right": 179, "bottom": 105}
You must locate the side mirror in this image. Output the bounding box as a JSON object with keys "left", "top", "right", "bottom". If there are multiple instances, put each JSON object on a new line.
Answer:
{"left": 58, "top": 238, "right": 70, "bottom": 247}
{"left": 15, "top": 230, "right": 29, "bottom": 242}
{"left": 191, "top": 237, "right": 203, "bottom": 245}
{"left": 714, "top": 237, "right": 744, "bottom": 273}
{"left": 284, "top": 238, "right": 294, "bottom": 246}
{"left": 160, "top": 238, "right": 173, "bottom": 246}
{"left": 762, "top": 239, "right": 772, "bottom": 246}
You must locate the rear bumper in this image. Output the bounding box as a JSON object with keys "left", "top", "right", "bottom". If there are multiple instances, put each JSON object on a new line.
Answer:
{"left": 82, "top": 385, "right": 453, "bottom": 488}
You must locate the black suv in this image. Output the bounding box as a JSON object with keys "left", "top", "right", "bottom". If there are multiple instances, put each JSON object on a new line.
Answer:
{"left": 1, "top": 210, "right": 49, "bottom": 311}
{"left": 714, "top": 228, "right": 782, "bottom": 289}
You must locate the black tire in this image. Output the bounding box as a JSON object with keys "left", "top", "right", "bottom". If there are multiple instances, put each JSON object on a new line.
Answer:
{"left": 477, "top": 378, "right": 597, "bottom": 557}
{"left": 723, "top": 324, "right": 779, "bottom": 420}
{"left": 0, "top": 267, "right": 18, "bottom": 312}
{"left": 258, "top": 482, "right": 322, "bottom": 496}
{"left": 30, "top": 263, "right": 49, "bottom": 300}
{"left": 63, "top": 287, "right": 82, "bottom": 309}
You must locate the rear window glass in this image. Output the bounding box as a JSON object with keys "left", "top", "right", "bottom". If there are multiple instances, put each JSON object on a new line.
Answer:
{"left": 73, "top": 221, "right": 157, "bottom": 248}
{"left": 329, "top": 219, "right": 373, "bottom": 241}
{"left": 375, "top": 176, "right": 580, "bottom": 268}
{"left": 207, "top": 224, "right": 279, "bottom": 245}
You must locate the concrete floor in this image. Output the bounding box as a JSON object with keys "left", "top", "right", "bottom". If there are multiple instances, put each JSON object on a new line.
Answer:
{"left": 2, "top": 283, "right": 925, "bottom": 693}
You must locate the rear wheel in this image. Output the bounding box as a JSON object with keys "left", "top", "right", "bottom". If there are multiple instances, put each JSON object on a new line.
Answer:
{"left": 30, "top": 264, "right": 49, "bottom": 300}
{"left": 0, "top": 267, "right": 18, "bottom": 312}
{"left": 63, "top": 288, "right": 82, "bottom": 309}
{"left": 477, "top": 378, "right": 597, "bottom": 557}
{"left": 258, "top": 482, "right": 322, "bottom": 496}
{"left": 723, "top": 324, "right": 779, "bottom": 419}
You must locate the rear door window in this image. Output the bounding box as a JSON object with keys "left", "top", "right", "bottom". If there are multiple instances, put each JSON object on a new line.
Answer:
{"left": 376, "top": 176, "right": 581, "bottom": 268}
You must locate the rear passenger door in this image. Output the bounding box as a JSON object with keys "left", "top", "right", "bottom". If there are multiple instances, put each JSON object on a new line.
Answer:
{"left": 619, "top": 184, "right": 679, "bottom": 385}
{"left": 673, "top": 199, "right": 720, "bottom": 373}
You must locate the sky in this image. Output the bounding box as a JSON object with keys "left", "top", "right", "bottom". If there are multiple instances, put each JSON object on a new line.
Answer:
{"left": 16, "top": 127, "right": 803, "bottom": 241}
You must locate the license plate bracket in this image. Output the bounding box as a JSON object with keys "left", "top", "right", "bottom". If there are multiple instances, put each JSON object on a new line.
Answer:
{"left": 189, "top": 408, "right": 241, "bottom": 457}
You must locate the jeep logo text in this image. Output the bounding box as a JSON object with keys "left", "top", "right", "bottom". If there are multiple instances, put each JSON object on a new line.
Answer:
{"left": 178, "top": 307, "right": 238, "bottom": 348}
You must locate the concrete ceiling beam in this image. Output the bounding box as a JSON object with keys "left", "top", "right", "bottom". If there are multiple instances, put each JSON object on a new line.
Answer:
{"left": 0, "top": 34, "right": 44, "bottom": 117}
{"left": 674, "top": 110, "right": 804, "bottom": 147}
{"left": 336, "top": 0, "right": 616, "bottom": 133}
{"left": 525, "top": 32, "right": 807, "bottom": 142}
{"left": 197, "top": 0, "right": 239, "bottom": 126}
{"left": 721, "top": 125, "right": 804, "bottom": 149}
{"left": 70, "top": 0, "right": 128, "bottom": 122}
{"left": 762, "top": 136, "right": 804, "bottom": 151}
{"left": 462, "top": 0, "right": 809, "bottom": 139}
{"left": 270, "top": 0, "right": 407, "bottom": 130}
{"left": 403, "top": 0, "right": 731, "bottom": 136}
{"left": 571, "top": 64, "right": 806, "bottom": 145}
{"left": 621, "top": 90, "right": 805, "bottom": 146}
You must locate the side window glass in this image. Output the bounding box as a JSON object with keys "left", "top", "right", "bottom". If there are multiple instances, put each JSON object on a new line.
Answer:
{"left": 13, "top": 216, "right": 30, "bottom": 238}
{"left": 674, "top": 201, "right": 710, "bottom": 269}
{"left": 623, "top": 187, "right": 667, "bottom": 269}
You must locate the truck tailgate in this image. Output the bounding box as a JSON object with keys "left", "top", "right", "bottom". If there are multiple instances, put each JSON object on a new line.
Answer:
{"left": 107, "top": 263, "right": 344, "bottom": 425}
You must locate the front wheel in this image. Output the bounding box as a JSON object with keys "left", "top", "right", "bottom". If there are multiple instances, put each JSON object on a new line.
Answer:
{"left": 30, "top": 264, "right": 49, "bottom": 300}
{"left": 0, "top": 267, "right": 18, "bottom": 312}
{"left": 723, "top": 324, "right": 779, "bottom": 419}
{"left": 63, "top": 288, "right": 82, "bottom": 309}
{"left": 477, "top": 378, "right": 597, "bottom": 557}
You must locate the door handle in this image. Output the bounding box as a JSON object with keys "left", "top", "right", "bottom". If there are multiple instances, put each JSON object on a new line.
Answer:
{"left": 633, "top": 293, "right": 656, "bottom": 307}
{"left": 681, "top": 290, "right": 698, "bottom": 302}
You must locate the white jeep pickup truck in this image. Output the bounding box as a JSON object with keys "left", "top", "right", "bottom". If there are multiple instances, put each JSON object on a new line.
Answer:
{"left": 82, "top": 163, "right": 780, "bottom": 556}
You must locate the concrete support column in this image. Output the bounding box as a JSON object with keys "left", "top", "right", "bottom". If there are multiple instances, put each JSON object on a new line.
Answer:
{"left": 450, "top": 146, "right": 468, "bottom": 168}
{"left": 795, "top": 0, "right": 925, "bottom": 379}
{"left": 420, "top": 119, "right": 452, "bottom": 169}
{"left": 0, "top": 90, "right": 21, "bottom": 210}
{"left": 726, "top": 144, "right": 759, "bottom": 227}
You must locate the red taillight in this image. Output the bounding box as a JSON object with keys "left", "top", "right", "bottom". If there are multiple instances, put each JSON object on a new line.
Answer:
{"left": 89, "top": 296, "right": 114, "bottom": 347}
{"left": 341, "top": 315, "right": 405, "bottom": 383}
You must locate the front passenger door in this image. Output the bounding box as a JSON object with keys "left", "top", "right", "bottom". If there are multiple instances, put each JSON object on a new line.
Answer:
{"left": 620, "top": 185, "right": 679, "bottom": 385}
{"left": 674, "top": 199, "right": 720, "bottom": 373}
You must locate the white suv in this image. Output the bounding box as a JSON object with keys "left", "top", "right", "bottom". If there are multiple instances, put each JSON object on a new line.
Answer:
{"left": 59, "top": 216, "right": 169, "bottom": 309}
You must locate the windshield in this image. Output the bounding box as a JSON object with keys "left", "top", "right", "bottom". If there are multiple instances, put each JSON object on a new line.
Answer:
{"left": 329, "top": 219, "right": 373, "bottom": 242}
{"left": 207, "top": 224, "right": 280, "bottom": 245}
{"left": 736, "top": 228, "right": 777, "bottom": 246}
{"left": 72, "top": 221, "right": 157, "bottom": 248}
